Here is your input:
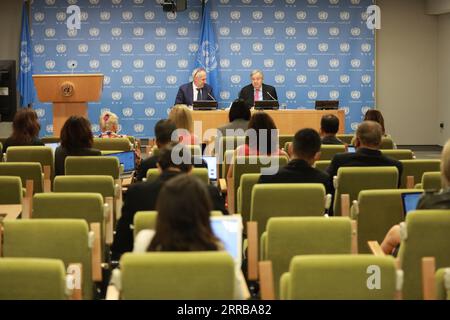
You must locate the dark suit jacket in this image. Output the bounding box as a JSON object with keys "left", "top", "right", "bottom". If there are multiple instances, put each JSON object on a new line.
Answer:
{"left": 54, "top": 146, "right": 102, "bottom": 176}
{"left": 175, "top": 82, "right": 215, "bottom": 106}
{"left": 111, "top": 171, "right": 228, "bottom": 260}
{"left": 238, "top": 83, "right": 278, "bottom": 108}
{"left": 326, "top": 148, "right": 403, "bottom": 187}
{"left": 258, "top": 159, "right": 333, "bottom": 196}
{"left": 321, "top": 136, "right": 344, "bottom": 145}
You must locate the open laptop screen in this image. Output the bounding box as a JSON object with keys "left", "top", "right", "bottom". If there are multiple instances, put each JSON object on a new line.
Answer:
{"left": 202, "top": 156, "right": 217, "bottom": 181}
{"left": 104, "top": 151, "right": 135, "bottom": 173}
{"left": 401, "top": 192, "right": 422, "bottom": 217}
{"left": 210, "top": 216, "right": 242, "bottom": 267}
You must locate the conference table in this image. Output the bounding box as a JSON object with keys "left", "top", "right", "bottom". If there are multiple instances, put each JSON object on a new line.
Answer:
{"left": 192, "top": 109, "right": 345, "bottom": 137}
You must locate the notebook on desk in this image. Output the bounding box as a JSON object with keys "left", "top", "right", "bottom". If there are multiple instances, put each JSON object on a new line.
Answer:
{"left": 104, "top": 151, "right": 136, "bottom": 178}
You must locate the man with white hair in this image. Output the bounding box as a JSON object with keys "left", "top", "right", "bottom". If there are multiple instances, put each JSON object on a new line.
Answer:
{"left": 238, "top": 69, "right": 278, "bottom": 108}
{"left": 175, "top": 67, "right": 215, "bottom": 106}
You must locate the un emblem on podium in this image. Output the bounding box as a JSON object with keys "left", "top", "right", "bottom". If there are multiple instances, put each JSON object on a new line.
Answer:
{"left": 61, "top": 82, "right": 74, "bottom": 97}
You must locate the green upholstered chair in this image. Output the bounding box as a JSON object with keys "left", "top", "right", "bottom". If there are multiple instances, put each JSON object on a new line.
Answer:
{"left": 435, "top": 268, "right": 450, "bottom": 300}
{"left": 0, "top": 258, "right": 68, "bottom": 300}
{"left": 335, "top": 134, "right": 353, "bottom": 145}
{"left": 351, "top": 189, "right": 423, "bottom": 253}
{"left": 93, "top": 137, "right": 132, "bottom": 152}
{"left": 133, "top": 210, "right": 223, "bottom": 237}
{"left": 2, "top": 219, "right": 95, "bottom": 300}
{"left": 115, "top": 252, "right": 235, "bottom": 299}
{"left": 314, "top": 160, "right": 331, "bottom": 172}
{"left": 65, "top": 156, "right": 120, "bottom": 180}
{"left": 381, "top": 149, "right": 414, "bottom": 161}
{"left": 250, "top": 184, "right": 327, "bottom": 238}
{"left": 145, "top": 168, "right": 209, "bottom": 185}
{"left": 278, "top": 135, "right": 293, "bottom": 152}
{"left": 280, "top": 255, "right": 399, "bottom": 300}
{"left": 0, "top": 176, "right": 23, "bottom": 205}
{"left": 319, "top": 145, "right": 347, "bottom": 161}
{"left": 41, "top": 136, "right": 60, "bottom": 144}
{"left": 262, "top": 217, "right": 352, "bottom": 298}
{"left": 231, "top": 156, "right": 289, "bottom": 212}
{"left": 333, "top": 167, "right": 399, "bottom": 216}
{"left": 32, "top": 192, "right": 108, "bottom": 254}
{"left": 216, "top": 136, "right": 246, "bottom": 179}
{"left": 53, "top": 175, "right": 118, "bottom": 241}
{"left": 380, "top": 137, "right": 395, "bottom": 149}
{"left": 400, "top": 160, "right": 441, "bottom": 188}
{"left": 420, "top": 172, "right": 442, "bottom": 191}
{"left": 397, "top": 210, "right": 450, "bottom": 300}
{"left": 236, "top": 173, "right": 260, "bottom": 225}
{"left": 6, "top": 146, "right": 54, "bottom": 179}
{"left": 0, "top": 162, "right": 45, "bottom": 193}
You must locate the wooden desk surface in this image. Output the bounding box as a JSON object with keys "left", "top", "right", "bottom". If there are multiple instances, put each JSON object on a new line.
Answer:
{"left": 192, "top": 109, "right": 345, "bottom": 136}
{"left": 0, "top": 204, "right": 22, "bottom": 221}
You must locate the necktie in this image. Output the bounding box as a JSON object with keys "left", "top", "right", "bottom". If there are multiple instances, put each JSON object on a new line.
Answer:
{"left": 197, "top": 88, "right": 202, "bottom": 101}
{"left": 254, "top": 88, "right": 260, "bottom": 102}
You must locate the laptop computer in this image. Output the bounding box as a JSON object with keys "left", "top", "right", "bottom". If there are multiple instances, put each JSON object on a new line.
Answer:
{"left": 193, "top": 100, "right": 218, "bottom": 110}
{"left": 315, "top": 100, "right": 339, "bottom": 110}
{"left": 347, "top": 146, "right": 356, "bottom": 153}
{"left": 202, "top": 156, "right": 217, "bottom": 181}
{"left": 210, "top": 215, "right": 243, "bottom": 270}
{"left": 254, "top": 100, "right": 280, "bottom": 110}
{"left": 401, "top": 192, "right": 423, "bottom": 217}
{"left": 45, "top": 142, "right": 60, "bottom": 153}
{"left": 104, "top": 151, "right": 136, "bottom": 176}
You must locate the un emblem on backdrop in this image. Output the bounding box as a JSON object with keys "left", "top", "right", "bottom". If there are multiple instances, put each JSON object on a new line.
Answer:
{"left": 89, "top": 60, "right": 100, "bottom": 69}
{"left": 220, "top": 27, "right": 230, "bottom": 37}
{"left": 253, "top": 43, "right": 263, "bottom": 52}
{"left": 56, "top": 44, "right": 66, "bottom": 54}
{"left": 307, "top": 27, "right": 318, "bottom": 37}
{"left": 297, "top": 11, "right": 307, "bottom": 20}
{"left": 241, "top": 27, "right": 252, "bottom": 37}
{"left": 145, "top": 108, "right": 156, "bottom": 117}
{"left": 34, "top": 12, "right": 45, "bottom": 22}
{"left": 274, "top": 43, "right": 285, "bottom": 52}
{"left": 275, "top": 75, "right": 285, "bottom": 84}
{"left": 45, "top": 0, "right": 56, "bottom": 5}
{"left": 111, "top": 28, "right": 122, "bottom": 37}
{"left": 329, "top": 58, "right": 340, "bottom": 69}
{"left": 90, "top": 0, "right": 100, "bottom": 5}
{"left": 166, "top": 76, "right": 177, "bottom": 85}
{"left": 286, "top": 91, "right": 296, "bottom": 100}
{"left": 318, "top": 75, "right": 329, "bottom": 84}
{"left": 318, "top": 43, "right": 328, "bottom": 52}
{"left": 112, "top": 92, "right": 122, "bottom": 101}
{"left": 330, "top": 90, "right": 340, "bottom": 100}
{"left": 308, "top": 59, "right": 318, "bottom": 68}
{"left": 231, "top": 75, "right": 241, "bottom": 84}
{"left": 308, "top": 91, "right": 318, "bottom": 100}
{"left": 264, "top": 59, "right": 274, "bottom": 68}
{"left": 134, "top": 92, "right": 144, "bottom": 102}
{"left": 133, "top": 27, "right": 144, "bottom": 37}
{"left": 89, "top": 28, "right": 100, "bottom": 37}
{"left": 178, "top": 27, "right": 188, "bottom": 37}
{"left": 45, "top": 28, "right": 56, "bottom": 38}
{"left": 145, "top": 76, "right": 156, "bottom": 85}
{"left": 178, "top": 60, "right": 188, "bottom": 69}
{"left": 230, "top": 43, "right": 241, "bottom": 53}
{"left": 351, "top": 59, "right": 361, "bottom": 68}
{"left": 145, "top": 43, "right": 156, "bottom": 53}
{"left": 340, "top": 75, "right": 350, "bottom": 84}
{"left": 274, "top": 11, "right": 285, "bottom": 20}
{"left": 122, "top": 11, "right": 133, "bottom": 21}
{"left": 189, "top": 11, "right": 200, "bottom": 21}
{"left": 351, "top": 91, "right": 361, "bottom": 100}
{"left": 122, "top": 108, "right": 133, "bottom": 117}
{"left": 242, "top": 59, "right": 252, "bottom": 68}
{"left": 264, "top": 27, "right": 274, "bottom": 37}
{"left": 342, "top": 107, "right": 350, "bottom": 116}
{"left": 56, "top": 12, "right": 66, "bottom": 22}
{"left": 34, "top": 45, "right": 45, "bottom": 55}
{"left": 35, "top": 108, "right": 45, "bottom": 118}
{"left": 189, "top": 44, "right": 198, "bottom": 53}
{"left": 220, "top": 91, "right": 231, "bottom": 100}
{"left": 134, "top": 124, "right": 144, "bottom": 133}
{"left": 166, "top": 43, "right": 177, "bottom": 53}
{"left": 210, "top": 11, "right": 219, "bottom": 20}
{"left": 46, "top": 125, "right": 53, "bottom": 134}
{"left": 156, "top": 27, "right": 166, "bottom": 37}
{"left": 361, "top": 43, "right": 372, "bottom": 53}
{"left": 340, "top": 11, "right": 350, "bottom": 20}
{"left": 340, "top": 43, "right": 350, "bottom": 53}
{"left": 78, "top": 44, "right": 88, "bottom": 53}
{"left": 297, "top": 43, "right": 307, "bottom": 52}
{"left": 104, "top": 76, "right": 111, "bottom": 85}
{"left": 318, "top": 11, "right": 328, "bottom": 20}
{"left": 253, "top": 11, "right": 263, "bottom": 20}
{"left": 230, "top": 11, "right": 240, "bottom": 20}
{"left": 285, "top": 27, "right": 296, "bottom": 37}
{"left": 122, "top": 76, "right": 133, "bottom": 86}
{"left": 351, "top": 28, "right": 361, "bottom": 37}
{"left": 156, "top": 92, "right": 166, "bottom": 101}
{"left": 122, "top": 43, "right": 133, "bottom": 53}
{"left": 361, "top": 75, "right": 372, "bottom": 84}
{"left": 100, "top": 11, "right": 111, "bottom": 21}
{"left": 145, "top": 11, "right": 155, "bottom": 20}
{"left": 112, "top": 60, "right": 122, "bottom": 69}
{"left": 297, "top": 75, "right": 307, "bottom": 84}
{"left": 134, "top": 59, "right": 144, "bottom": 69}
{"left": 286, "top": 59, "right": 296, "bottom": 68}
{"left": 329, "top": 27, "right": 340, "bottom": 37}
{"left": 220, "top": 59, "right": 231, "bottom": 68}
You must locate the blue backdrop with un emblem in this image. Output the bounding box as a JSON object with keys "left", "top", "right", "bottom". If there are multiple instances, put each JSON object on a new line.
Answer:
{"left": 31, "top": 0, "right": 375, "bottom": 137}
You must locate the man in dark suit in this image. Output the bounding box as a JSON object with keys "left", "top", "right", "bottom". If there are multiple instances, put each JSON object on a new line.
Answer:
{"left": 111, "top": 143, "right": 227, "bottom": 260}
{"left": 175, "top": 67, "right": 215, "bottom": 106}
{"left": 238, "top": 70, "right": 278, "bottom": 108}
{"left": 258, "top": 128, "right": 333, "bottom": 196}
{"left": 326, "top": 121, "right": 403, "bottom": 186}
{"left": 135, "top": 119, "right": 176, "bottom": 181}
{"left": 320, "top": 114, "right": 344, "bottom": 145}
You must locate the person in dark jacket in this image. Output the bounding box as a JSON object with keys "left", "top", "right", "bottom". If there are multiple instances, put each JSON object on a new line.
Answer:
{"left": 320, "top": 114, "right": 344, "bottom": 145}
{"left": 111, "top": 142, "right": 228, "bottom": 260}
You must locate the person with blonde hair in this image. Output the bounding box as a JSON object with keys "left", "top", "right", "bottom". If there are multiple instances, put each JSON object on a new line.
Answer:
{"left": 99, "top": 111, "right": 123, "bottom": 138}
{"left": 168, "top": 104, "right": 200, "bottom": 145}
{"left": 381, "top": 139, "right": 450, "bottom": 255}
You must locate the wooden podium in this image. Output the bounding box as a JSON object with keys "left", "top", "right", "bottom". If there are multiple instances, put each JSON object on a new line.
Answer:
{"left": 33, "top": 74, "right": 104, "bottom": 137}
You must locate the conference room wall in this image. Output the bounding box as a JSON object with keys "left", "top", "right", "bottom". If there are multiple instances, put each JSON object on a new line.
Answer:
{"left": 377, "top": 0, "right": 439, "bottom": 145}
{"left": 437, "top": 13, "right": 450, "bottom": 146}
{"left": 0, "top": 0, "right": 22, "bottom": 64}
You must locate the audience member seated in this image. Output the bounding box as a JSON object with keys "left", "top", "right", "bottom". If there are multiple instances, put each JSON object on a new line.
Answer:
{"left": 54, "top": 116, "right": 101, "bottom": 176}
{"left": 364, "top": 109, "right": 389, "bottom": 137}
{"left": 258, "top": 128, "right": 333, "bottom": 195}
{"left": 98, "top": 110, "right": 141, "bottom": 166}
{"left": 98, "top": 111, "right": 125, "bottom": 139}
{"left": 217, "top": 99, "right": 250, "bottom": 138}
{"left": 111, "top": 143, "right": 228, "bottom": 260}
{"left": 136, "top": 119, "right": 177, "bottom": 181}
{"left": 326, "top": 121, "right": 403, "bottom": 186}
{"left": 2, "top": 108, "right": 44, "bottom": 153}
{"left": 227, "top": 111, "right": 287, "bottom": 178}
{"left": 133, "top": 174, "right": 246, "bottom": 299}
{"left": 169, "top": 104, "right": 200, "bottom": 145}
{"left": 381, "top": 139, "right": 450, "bottom": 255}
{"left": 320, "top": 114, "right": 344, "bottom": 145}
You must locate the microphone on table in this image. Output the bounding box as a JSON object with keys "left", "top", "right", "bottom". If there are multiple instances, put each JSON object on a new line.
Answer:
{"left": 207, "top": 92, "right": 216, "bottom": 101}
{"left": 266, "top": 91, "right": 277, "bottom": 101}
